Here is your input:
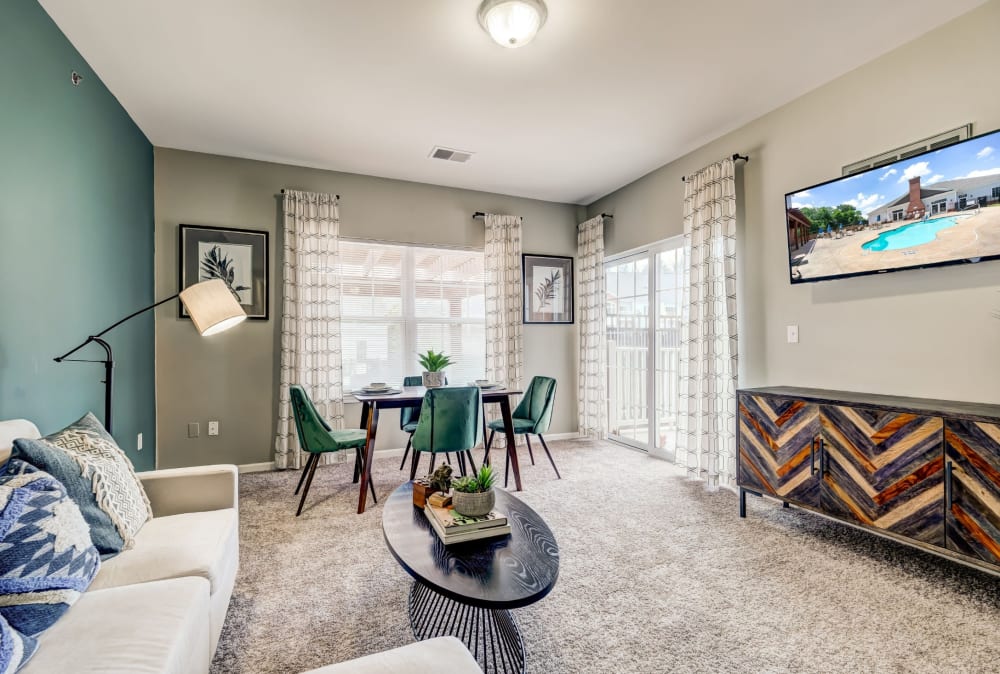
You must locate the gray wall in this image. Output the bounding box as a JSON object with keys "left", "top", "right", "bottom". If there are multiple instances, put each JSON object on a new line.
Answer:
{"left": 154, "top": 149, "right": 579, "bottom": 468}
{"left": 588, "top": 0, "right": 1000, "bottom": 403}
{"left": 0, "top": 0, "right": 155, "bottom": 469}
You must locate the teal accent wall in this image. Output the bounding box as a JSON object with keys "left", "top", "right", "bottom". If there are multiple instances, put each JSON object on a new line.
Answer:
{"left": 0, "top": 1, "right": 155, "bottom": 469}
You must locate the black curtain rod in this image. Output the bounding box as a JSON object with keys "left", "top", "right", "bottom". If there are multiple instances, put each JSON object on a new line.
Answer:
{"left": 681, "top": 153, "right": 749, "bottom": 182}
{"left": 472, "top": 212, "right": 614, "bottom": 220}
{"left": 279, "top": 189, "right": 341, "bottom": 199}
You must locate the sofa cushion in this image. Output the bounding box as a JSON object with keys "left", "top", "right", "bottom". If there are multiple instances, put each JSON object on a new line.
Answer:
{"left": 21, "top": 577, "right": 210, "bottom": 674}
{"left": 0, "top": 460, "right": 101, "bottom": 673}
{"left": 300, "top": 637, "right": 483, "bottom": 674}
{"left": 12, "top": 413, "right": 152, "bottom": 557}
{"left": 89, "top": 509, "right": 237, "bottom": 596}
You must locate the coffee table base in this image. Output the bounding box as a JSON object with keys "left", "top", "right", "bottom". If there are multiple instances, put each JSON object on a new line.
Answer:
{"left": 408, "top": 581, "right": 525, "bottom": 674}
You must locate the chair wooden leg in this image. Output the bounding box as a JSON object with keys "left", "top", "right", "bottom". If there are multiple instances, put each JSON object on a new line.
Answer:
{"left": 296, "top": 453, "right": 320, "bottom": 516}
{"left": 524, "top": 434, "right": 536, "bottom": 465}
{"left": 457, "top": 451, "right": 467, "bottom": 477}
{"left": 465, "top": 450, "right": 477, "bottom": 475}
{"left": 484, "top": 430, "right": 495, "bottom": 466}
{"left": 538, "top": 434, "right": 561, "bottom": 479}
{"left": 399, "top": 436, "right": 412, "bottom": 471}
{"left": 352, "top": 447, "right": 361, "bottom": 484}
{"left": 429, "top": 453, "right": 436, "bottom": 474}
{"left": 294, "top": 453, "right": 314, "bottom": 495}
{"left": 409, "top": 449, "right": 421, "bottom": 481}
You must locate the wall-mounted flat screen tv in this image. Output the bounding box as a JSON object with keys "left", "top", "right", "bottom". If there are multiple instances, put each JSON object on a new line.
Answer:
{"left": 786, "top": 128, "right": 1000, "bottom": 284}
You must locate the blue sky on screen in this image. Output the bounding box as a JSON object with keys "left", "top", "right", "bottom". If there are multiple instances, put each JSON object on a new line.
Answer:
{"left": 787, "top": 130, "right": 1000, "bottom": 215}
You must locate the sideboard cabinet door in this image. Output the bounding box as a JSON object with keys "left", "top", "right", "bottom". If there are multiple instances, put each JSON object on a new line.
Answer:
{"left": 738, "top": 394, "right": 820, "bottom": 507}
{"left": 820, "top": 405, "right": 944, "bottom": 547}
{"left": 944, "top": 420, "right": 1000, "bottom": 565}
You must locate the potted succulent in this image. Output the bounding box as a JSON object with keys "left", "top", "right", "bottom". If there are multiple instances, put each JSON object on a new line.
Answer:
{"left": 451, "top": 465, "right": 496, "bottom": 517}
{"left": 418, "top": 349, "right": 452, "bottom": 388}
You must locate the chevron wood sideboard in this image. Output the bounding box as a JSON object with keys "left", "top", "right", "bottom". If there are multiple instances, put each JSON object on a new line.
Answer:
{"left": 737, "top": 386, "right": 1000, "bottom": 576}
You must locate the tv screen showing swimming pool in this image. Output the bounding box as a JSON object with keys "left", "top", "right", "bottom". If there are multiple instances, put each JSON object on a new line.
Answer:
{"left": 785, "top": 128, "right": 1000, "bottom": 284}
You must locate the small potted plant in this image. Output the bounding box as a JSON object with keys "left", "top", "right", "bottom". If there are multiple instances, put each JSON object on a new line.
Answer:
{"left": 418, "top": 349, "right": 452, "bottom": 388}
{"left": 451, "top": 465, "right": 496, "bottom": 517}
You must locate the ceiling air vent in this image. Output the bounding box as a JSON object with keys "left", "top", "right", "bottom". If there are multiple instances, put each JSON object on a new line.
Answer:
{"left": 842, "top": 124, "right": 973, "bottom": 176}
{"left": 429, "top": 146, "right": 473, "bottom": 163}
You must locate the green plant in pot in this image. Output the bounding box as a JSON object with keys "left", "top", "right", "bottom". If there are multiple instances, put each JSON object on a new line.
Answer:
{"left": 418, "top": 350, "right": 452, "bottom": 388}
{"left": 451, "top": 465, "right": 496, "bottom": 517}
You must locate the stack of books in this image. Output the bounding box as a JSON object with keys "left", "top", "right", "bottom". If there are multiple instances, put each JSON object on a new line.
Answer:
{"left": 424, "top": 504, "right": 511, "bottom": 545}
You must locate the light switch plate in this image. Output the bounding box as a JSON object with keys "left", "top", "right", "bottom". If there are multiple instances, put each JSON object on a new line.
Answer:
{"left": 188, "top": 422, "right": 200, "bottom": 438}
{"left": 208, "top": 421, "right": 219, "bottom": 436}
{"left": 787, "top": 325, "right": 799, "bottom": 343}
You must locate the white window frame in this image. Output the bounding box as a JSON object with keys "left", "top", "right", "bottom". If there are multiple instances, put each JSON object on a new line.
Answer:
{"left": 604, "top": 235, "right": 686, "bottom": 457}
{"left": 340, "top": 239, "right": 486, "bottom": 394}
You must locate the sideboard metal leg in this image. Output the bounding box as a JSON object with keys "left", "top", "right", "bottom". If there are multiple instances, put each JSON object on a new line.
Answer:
{"left": 782, "top": 501, "right": 790, "bottom": 509}
{"left": 739, "top": 487, "right": 747, "bottom": 518}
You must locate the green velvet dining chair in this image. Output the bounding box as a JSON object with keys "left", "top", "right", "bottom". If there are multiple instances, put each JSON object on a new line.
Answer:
{"left": 289, "top": 385, "right": 376, "bottom": 516}
{"left": 485, "top": 375, "right": 560, "bottom": 487}
{"left": 398, "top": 375, "right": 455, "bottom": 471}
{"left": 408, "top": 386, "right": 481, "bottom": 481}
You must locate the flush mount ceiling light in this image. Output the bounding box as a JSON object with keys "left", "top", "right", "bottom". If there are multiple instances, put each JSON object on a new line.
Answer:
{"left": 477, "top": 0, "right": 548, "bottom": 49}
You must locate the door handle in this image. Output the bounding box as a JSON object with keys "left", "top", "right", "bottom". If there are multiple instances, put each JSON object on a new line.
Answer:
{"left": 818, "top": 438, "right": 826, "bottom": 478}
{"left": 810, "top": 437, "right": 817, "bottom": 476}
{"left": 945, "top": 460, "right": 953, "bottom": 513}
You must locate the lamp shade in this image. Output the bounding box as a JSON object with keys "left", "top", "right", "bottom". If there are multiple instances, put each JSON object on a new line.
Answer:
{"left": 179, "top": 279, "right": 247, "bottom": 336}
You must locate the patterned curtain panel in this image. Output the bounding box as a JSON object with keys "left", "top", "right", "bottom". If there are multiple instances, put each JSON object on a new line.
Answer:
{"left": 274, "top": 190, "right": 344, "bottom": 470}
{"left": 484, "top": 214, "right": 524, "bottom": 446}
{"left": 577, "top": 215, "right": 607, "bottom": 439}
{"left": 675, "top": 158, "right": 739, "bottom": 489}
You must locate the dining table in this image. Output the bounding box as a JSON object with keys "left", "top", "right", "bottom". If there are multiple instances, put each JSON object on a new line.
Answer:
{"left": 352, "top": 385, "right": 524, "bottom": 514}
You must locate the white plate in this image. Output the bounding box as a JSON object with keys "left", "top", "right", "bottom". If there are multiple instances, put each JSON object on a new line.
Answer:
{"left": 472, "top": 382, "right": 501, "bottom": 389}
{"left": 362, "top": 386, "right": 391, "bottom": 392}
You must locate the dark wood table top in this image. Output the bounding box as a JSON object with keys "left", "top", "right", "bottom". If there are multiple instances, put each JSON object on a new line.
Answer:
{"left": 382, "top": 482, "right": 559, "bottom": 610}
{"left": 353, "top": 385, "right": 522, "bottom": 406}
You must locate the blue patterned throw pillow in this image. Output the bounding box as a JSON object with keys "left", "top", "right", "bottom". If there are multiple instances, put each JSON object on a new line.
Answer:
{"left": 0, "top": 459, "right": 100, "bottom": 672}
{"left": 12, "top": 413, "right": 152, "bottom": 558}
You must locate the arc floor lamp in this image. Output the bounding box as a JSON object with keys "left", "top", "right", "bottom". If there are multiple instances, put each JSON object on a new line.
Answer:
{"left": 54, "top": 278, "right": 247, "bottom": 434}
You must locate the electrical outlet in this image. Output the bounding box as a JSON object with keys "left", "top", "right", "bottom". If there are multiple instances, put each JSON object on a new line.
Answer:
{"left": 787, "top": 325, "right": 799, "bottom": 343}
{"left": 208, "top": 421, "right": 219, "bottom": 436}
{"left": 188, "top": 422, "right": 200, "bottom": 438}
{"left": 137, "top": 433, "right": 143, "bottom": 451}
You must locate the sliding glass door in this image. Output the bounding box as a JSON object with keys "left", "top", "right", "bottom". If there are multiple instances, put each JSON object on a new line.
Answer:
{"left": 606, "top": 237, "right": 686, "bottom": 456}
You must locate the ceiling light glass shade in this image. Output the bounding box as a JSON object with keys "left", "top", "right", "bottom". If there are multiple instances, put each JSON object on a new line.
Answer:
{"left": 478, "top": 0, "right": 547, "bottom": 49}
{"left": 179, "top": 278, "right": 248, "bottom": 336}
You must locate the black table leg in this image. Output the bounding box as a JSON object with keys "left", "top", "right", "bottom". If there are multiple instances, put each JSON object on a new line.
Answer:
{"left": 499, "top": 396, "right": 522, "bottom": 492}
{"left": 357, "top": 403, "right": 379, "bottom": 514}
{"left": 356, "top": 402, "right": 371, "bottom": 484}
{"left": 408, "top": 581, "right": 524, "bottom": 674}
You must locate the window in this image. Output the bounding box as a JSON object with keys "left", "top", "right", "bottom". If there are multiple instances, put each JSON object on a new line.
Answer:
{"left": 340, "top": 241, "right": 486, "bottom": 392}
{"left": 605, "top": 236, "right": 686, "bottom": 457}
{"left": 992, "top": 186, "right": 1000, "bottom": 199}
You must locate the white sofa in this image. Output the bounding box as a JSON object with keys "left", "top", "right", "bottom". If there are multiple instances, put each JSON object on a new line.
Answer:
{"left": 0, "top": 419, "right": 239, "bottom": 674}
{"left": 0, "top": 419, "right": 483, "bottom": 674}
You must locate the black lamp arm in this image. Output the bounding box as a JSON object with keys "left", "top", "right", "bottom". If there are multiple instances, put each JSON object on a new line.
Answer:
{"left": 53, "top": 292, "right": 179, "bottom": 363}
{"left": 52, "top": 291, "right": 180, "bottom": 435}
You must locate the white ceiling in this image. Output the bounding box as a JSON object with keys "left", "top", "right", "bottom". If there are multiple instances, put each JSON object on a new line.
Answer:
{"left": 40, "top": 0, "right": 986, "bottom": 205}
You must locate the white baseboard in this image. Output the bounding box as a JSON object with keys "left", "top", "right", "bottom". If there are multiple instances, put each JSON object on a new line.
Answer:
{"left": 372, "top": 431, "right": 580, "bottom": 458}
{"left": 238, "top": 462, "right": 275, "bottom": 473}
{"left": 543, "top": 432, "right": 581, "bottom": 441}
{"left": 244, "top": 432, "right": 583, "bottom": 469}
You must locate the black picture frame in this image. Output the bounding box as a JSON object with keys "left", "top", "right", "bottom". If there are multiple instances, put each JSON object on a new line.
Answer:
{"left": 179, "top": 224, "right": 269, "bottom": 320}
{"left": 522, "top": 254, "right": 574, "bottom": 324}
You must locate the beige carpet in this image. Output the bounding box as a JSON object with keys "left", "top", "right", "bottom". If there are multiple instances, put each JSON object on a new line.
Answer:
{"left": 212, "top": 440, "right": 1000, "bottom": 674}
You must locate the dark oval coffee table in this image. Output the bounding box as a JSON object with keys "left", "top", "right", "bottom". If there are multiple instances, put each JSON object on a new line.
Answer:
{"left": 382, "top": 482, "right": 559, "bottom": 674}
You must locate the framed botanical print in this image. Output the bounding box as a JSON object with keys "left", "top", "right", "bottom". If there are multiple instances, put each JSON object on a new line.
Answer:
{"left": 522, "top": 254, "right": 574, "bottom": 324}
{"left": 179, "top": 224, "right": 269, "bottom": 320}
